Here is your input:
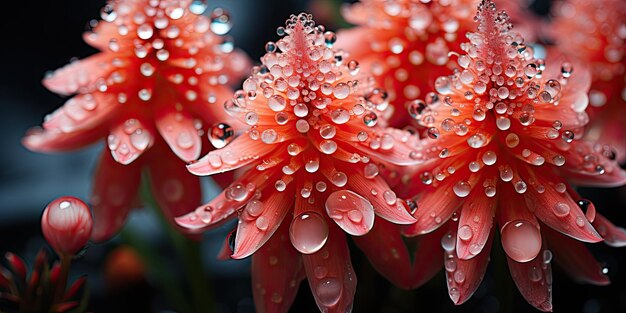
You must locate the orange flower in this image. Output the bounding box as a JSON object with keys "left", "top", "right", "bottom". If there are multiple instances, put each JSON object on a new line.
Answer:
{"left": 22, "top": 0, "right": 249, "bottom": 241}
{"left": 401, "top": 0, "right": 626, "bottom": 310}
{"left": 336, "top": 0, "right": 480, "bottom": 127}
{"left": 176, "top": 13, "right": 423, "bottom": 312}
{"left": 552, "top": 0, "right": 626, "bottom": 162}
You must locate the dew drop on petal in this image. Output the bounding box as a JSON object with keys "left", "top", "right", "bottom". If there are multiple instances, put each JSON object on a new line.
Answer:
{"left": 289, "top": 211, "right": 329, "bottom": 254}
{"left": 553, "top": 203, "right": 570, "bottom": 217}
{"left": 453, "top": 181, "right": 471, "bottom": 197}
{"left": 315, "top": 278, "right": 341, "bottom": 306}
{"left": 501, "top": 219, "right": 542, "bottom": 263}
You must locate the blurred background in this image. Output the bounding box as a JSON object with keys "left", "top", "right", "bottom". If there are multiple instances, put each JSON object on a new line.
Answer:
{"left": 1, "top": 0, "right": 625, "bottom": 312}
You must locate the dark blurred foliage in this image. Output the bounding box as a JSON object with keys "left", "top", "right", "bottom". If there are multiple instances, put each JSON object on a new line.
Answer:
{"left": 0, "top": 1, "right": 625, "bottom": 312}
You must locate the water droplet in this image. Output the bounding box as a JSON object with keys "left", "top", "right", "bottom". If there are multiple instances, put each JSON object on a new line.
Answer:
{"left": 274, "top": 180, "right": 286, "bottom": 192}
{"left": 454, "top": 271, "right": 466, "bottom": 284}
{"left": 330, "top": 172, "right": 347, "bottom": 187}
{"left": 441, "top": 232, "right": 456, "bottom": 251}
{"left": 255, "top": 216, "right": 269, "bottom": 231}
{"left": 561, "top": 130, "right": 574, "bottom": 143}
{"left": 289, "top": 212, "right": 329, "bottom": 254}
{"left": 210, "top": 8, "right": 232, "bottom": 35}
{"left": 333, "top": 83, "right": 350, "bottom": 99}
{"left": 458, "top": 225, "right": 473, "bottom": 241}
{"left": 315, "top": 278, "right": 341, "bottom": 306}
{"left": 501, "top": 219, "right": 542, "bottom": 262}
{"left": 331, "top": 109, "right": 350, "bottom": 124}
{"left": 137, "top": 24, "right": 153, "bottom": 40}
{"left": 435, "top": 76, "right": 452, "bottom": 95}
{"left": 267, "top": 95, "right": 286, "bottom": 111}
{"left": 189, "top": 0, "right": 208, "bottom": 15}
{"left": 553, "top": 203, "right": 570, "bottom": 217}
{"left": 261, "top": 129, "right": 277, "bottom": 143}
{"left": 208, "top": 123, "right": 234, "bottom": 148}
{"left": 528, "top": 266, "right": 542, "bottom": 282}
{"left": 363, "top": 163, "right": 379, "bottom": 179}
{"left": 453, "top": 181, "right": 471, "bottom": 197}
{"left": 467, "top": 133, "right": 487, "bottom": 148}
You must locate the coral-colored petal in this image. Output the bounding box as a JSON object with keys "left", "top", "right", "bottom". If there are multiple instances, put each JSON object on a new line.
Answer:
{"left": 23, "top": 124, "right": 106, "bottom": 152}
{"left": 91, "top": 151, "right": 141, "bottom": 242}
{"left": 524, "top": 179, "right": 602, "bottom": 243}
{"left": 345, "top": 167, "right": 416, "bottom": 225}
{"left": 108, "top": 118, "right": 154, "bottom": 165}
{"left": 411, "top": 226, "right": 446, "bottom": 288}
{"left": 593, "top": 213, "right": 626, "bottom": 247}
{"left": 146, "top": 143, "right": 201, "bottom": 219}
{"left": 155, "top": 108, "right": 202, "bottom": 162}
{"left": 194, "top": 84, "right": 247, "bottom": 130}
{"left": 303, "top": 224, "right": 357, "bottom": 313}
{"left": 403, "top": 184, "right": 461, "bottom": 236}
{"left": 352, "top": 219, "right": 414, "bottom": 289}
{"left": 353, "top": 128, "right": 422, "bottom": 166}
{"left": 561, "top": 140, "right": 626, "bottom": 187}
{"left": 175, "top": 176, "right": 259, "bottom": 232}
{"left": 251, "top": 224, "right": 305, "bottom": 313}
{"left": 42, "top": 93, "right": 118, "bottom": 133}
{"left": 43, "top": 55, "right": 115, "bottom": 95}
{"left": 187, "top": 134, "right": 272, "bottom": 175}
{"left": 232, "top": 186, "right": 294, "bottom": 259}
{"left": 456, "top": 190, "right": 495, "bottom": 259}
{"left": 445, "top": 228, "right": 493, "bottom": 305}
{"left": 506, "top": 247, "right": 554, "bottom": 312}
{"left": 325, "top": 189, "right": 375, "bottom": 236}
{"left": 544, "top": 227, "right": 609, "bottom": 286}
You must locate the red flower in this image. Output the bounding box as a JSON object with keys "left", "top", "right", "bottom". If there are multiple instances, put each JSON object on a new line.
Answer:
{"left": 401, "top": 1, "right": 626, "bottom": 310}
{"left": 552, "top": 0, "right": 626, "bottom": 162}
{"left": 176, "top": 13, "right": 423, "bottom": 312}
{"left": 336, "top": 0, "right": 480, "bottom": 127}
{"left": 41, "top": 197, "right": 93, "bottom": 256}
{"left": 22, "top": 0, "right": 250, "bottom": 241}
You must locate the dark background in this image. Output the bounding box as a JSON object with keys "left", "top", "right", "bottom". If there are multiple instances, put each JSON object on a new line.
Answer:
{"left": 1, "top": 0, "right": 625, "bottom": 312}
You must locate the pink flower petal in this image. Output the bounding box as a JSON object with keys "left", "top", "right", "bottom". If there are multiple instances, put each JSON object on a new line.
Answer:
{"left": 325, "top": 190, "right": 375, "bottom": 236}
{"left": 42, "top": 93, "right": 117, "bottom": 133}
{"left": 156, "top": 108, "right": 202, "bottom": 162}
{"left": 593, "top": 213, "right": 626, "bottom": 247}
{"left": 561, "top": 140, "right": 626, "bottom": 188}
{"left": 544, "top": 227, "right": 609, "bottom": 286}
{"left": 146, "top": 143, "right": 201, "bottom": 220}
{"left": 43, "top": 55, "right": 115, "bottom": 95}
{"left": 251, "top": 224, "right": 305, "bottom": 313}
{"left": 303, "top": 225, "right": 357, "bottom": 313}
{"left": 232, "top": 186, "right": 293, "bottom": 259}
{"left": 187, "top": 134, "right": 272, "bottom": 175}
{"left": 352, "top": 219, "right": 414, "bottom": 288}
{"left": 524, "top": 178, "right": 602, "bottom": 243}
{"left": 507, "top": 246, "right": 554, "bottom": 312}
{"left": 23, "top": 124, "right": 106, "bottom": 153}
{"left": 344, "top": 167, "right": 416, "bottom": 225}
{"left": 403, "top": 183, "right": 461, "bottom": 236}
{"left": 456, "top": 190, "right": 495, "bottom": 259}
{"left": 91, "top": 151, "right": 141, "bottom": 242}
{"left": 445, "top": 228, "right": 493, "bottom": 305}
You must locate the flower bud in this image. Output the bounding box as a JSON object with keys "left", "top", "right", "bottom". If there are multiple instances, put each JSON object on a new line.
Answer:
{"left": 41, "top": 196, "right": 93, "bottom": 256}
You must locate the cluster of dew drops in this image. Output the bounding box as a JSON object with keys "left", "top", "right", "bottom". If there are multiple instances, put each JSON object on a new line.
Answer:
{"left": 401, "top": 4, "right": 617, "bottom": 204}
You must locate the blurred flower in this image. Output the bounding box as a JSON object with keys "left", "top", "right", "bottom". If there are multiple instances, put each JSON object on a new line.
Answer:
{"left": 401, "top": 0, "right": 626, "bottom": 310}
{"left": 22, "top": 0, "right": 250, "bottom": 241}
{"left": 336, "top": 0, "right": 479, "bottom": 127}
{"left": 0, "top": 250, "right": 89, "bottom": 313}
{"left": 552, "top": 0, "right": 626, "bottom": 162}
{"left": 103, "top": 246, "right": 145, "bottom": 291}
{"left": 177, "top": 13, "right": 423, "bottom": 312}
{"left": 41, "top": 197, "right": 93, "bottom": 257}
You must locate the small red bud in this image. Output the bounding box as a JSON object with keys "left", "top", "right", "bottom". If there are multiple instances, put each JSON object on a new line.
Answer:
{"left": 41, "top": 197, "right": 93, "bottom": 256}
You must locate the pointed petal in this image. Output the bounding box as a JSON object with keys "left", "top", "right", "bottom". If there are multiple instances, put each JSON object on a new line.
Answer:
{"left": 43, "top": 55, "right": 114, "bottom": 95}
{"left": 251, "top": 224, "right": 304, "bottom": 313}
{"left": 456, "top": 190, "right": 495, "bottom": 259}
{"left": 23, "top": 125, "right": 106, "bottom": 152}
{"left": 524, "top": 180, "right": 602, "bottom": 243}
{"left": 91, "top": 151, "right": 141, "bottom": 242}
{"left": 303, "top": 225, "right": 357, "bottom": 313}
{"left": 232, "top": 186, "right": 294, "bottom": 259}
{"left": 187, "top": 134, "right": 271, "bottom": 175}
{"left": 345, "top": 167, "right": 416, "bottom": 225}
{"left": 175, "top": 177, "right": 258, "bottom": 232}
{"left": 146, "top": 144, "right": 201, "bottom": 220}
{"left": 325, "top": 190, "right": 375, "bottom": 236}
{"left": 593, "top": 213, "right": 626, "bottom": 247}
{"left": 41, "top": 93, "right": 117, "bottom": 133}
{"left": 403, "top": 184, "right": 461, "bottom": 236}
{"left": 544, "top": 227, "right": 609, "bottom": 286}
{"left": 352, "top": 219, "right": 413, "bottom": 289}
{"left": 446, "top": 229, "right": 493, "bottom": 305}
{"left": 561, "top": 140, "right": 626, "bottom": 187}
{"left": 507, "top": 246, "right": 554, "bottom": 312}
{"left": 108, "top": 118, "right": 154, "bottom": 165}
{"left": 350, "top": 128, "right": 422, "bottom": 166}
{"left": 156, "top": 109, "right": 202, "bottom": 162}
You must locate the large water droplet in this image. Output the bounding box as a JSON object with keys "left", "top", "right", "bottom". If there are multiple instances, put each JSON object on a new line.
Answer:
{"left": 453, "top": 181, "right": 471, "bottom": 197}
{"left": 289, "top": 212, "right": 329, "bottom": 254}
{"left": 208, "top": 123, "right": 234, "bottom": 148}
{"left": 325, "top": 190, "right": 374, "bottom": 236}
{"left": 189, "top": 0, "right": 208, "bottom": 15}
{"left": 315, "top": 278, "right": 341, "bottom": 306}
{"left": 210, "top": 8, "right": 232, "bottom": 35}
{"left": 501, "top": 219, "right": 541, "bottom": 262}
